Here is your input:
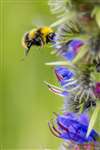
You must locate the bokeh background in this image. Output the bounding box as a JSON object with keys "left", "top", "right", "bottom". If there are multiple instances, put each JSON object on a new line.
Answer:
{"left": 0, "top": 0, "right": 62, "bottom": 149}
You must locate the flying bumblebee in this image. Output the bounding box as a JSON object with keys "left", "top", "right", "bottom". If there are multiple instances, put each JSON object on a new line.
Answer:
{"left": 22, "top": 26, "right": 55, "bottom": 56}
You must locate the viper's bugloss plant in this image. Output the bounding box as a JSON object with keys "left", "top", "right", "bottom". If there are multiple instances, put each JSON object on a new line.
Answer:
{"left": 22, "top": 0, "right": 100, "bottom": 150}
{"left": 23, "top": 0, "right": 100, "bottom": 149}
{"left": 45, "top": 0, "right": 100, "bottom": 149}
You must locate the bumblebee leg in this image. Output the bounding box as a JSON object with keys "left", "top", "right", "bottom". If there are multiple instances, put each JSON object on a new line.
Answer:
{"left": 40, "top": 40, "right": 44, "bottom": 48}
{"left": 25, "top": 42, "right": 33, "bottom": 56}
{"left": 25, "top": 48, "right": 30, "bottom": 56}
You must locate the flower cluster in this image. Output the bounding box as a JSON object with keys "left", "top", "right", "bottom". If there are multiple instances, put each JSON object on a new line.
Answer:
{"left": 46, "top": 0, "right": 100, "bottom": 149}
{"left": 49, "top": 113, "right": 99, "bottom": 144}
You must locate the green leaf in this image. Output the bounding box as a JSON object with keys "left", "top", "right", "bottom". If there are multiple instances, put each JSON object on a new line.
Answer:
{"left": 72, "top": 45, "right": 88, "bottom": 64}
{"left": 45, "top": 61, "right": 76, "bottom": 70}
{"left": 50, "top": 17, "right": 68, "bottom": 28}
{"left": 44, "top": 81, "right": 64, "bottom": 91}
{"left": 45, "top": 61, "right": 72, "bottom": 66}
{"left": 96, "top": 9, "right": 100, "bottom": 28}
{"left": 94, "top": 72, "right": 100, "bottom": 82}
{"left": 50, "top": 9, "right": 76, "bottom": 27}
{"left": 92, "top": 6, "right": 100, "bottom": 28}
{"left": 86, "top": 106, "right": 100, "bottom": 137}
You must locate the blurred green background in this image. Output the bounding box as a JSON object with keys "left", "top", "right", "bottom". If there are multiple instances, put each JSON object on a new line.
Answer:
{"left": 0, "top": 0, "right": 62, "bottom": 149}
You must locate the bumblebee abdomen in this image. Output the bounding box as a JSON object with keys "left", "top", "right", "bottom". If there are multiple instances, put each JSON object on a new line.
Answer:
{"left": 22, "top": 32, "right": 30, "bottom": 49}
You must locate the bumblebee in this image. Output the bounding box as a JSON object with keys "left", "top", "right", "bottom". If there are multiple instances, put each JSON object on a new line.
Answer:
{"left": 22, "top": 26, "right": 55, "bottom": 55}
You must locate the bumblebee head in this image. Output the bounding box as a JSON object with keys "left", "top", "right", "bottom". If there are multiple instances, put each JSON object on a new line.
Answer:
{"left": 46, "top": 32, "right": 56, "bottom": 42}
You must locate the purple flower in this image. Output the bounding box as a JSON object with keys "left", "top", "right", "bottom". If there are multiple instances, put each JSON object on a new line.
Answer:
{"left": 94, "top": 82, "right": 100, "bottom": 98}
{"left": 45, "top": 66, "right": 75, "bottom": 97}
{"left": 54, "top": 66, "right": 75, "bottom": 87}
{"left": 48, "top": 113, "right": 99, "bottom": 144}
{"left": 61, "top": 40, "right": 84, "bottom": 61}
{"left": 54, "top": 39, "right": 84, "bottom": 61}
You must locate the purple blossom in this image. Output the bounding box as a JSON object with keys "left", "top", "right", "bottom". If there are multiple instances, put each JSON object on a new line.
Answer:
{"left": 45, "top": 66, "right": 75, "bottom": 97}
{"left": 48, "top": 113, "right": 99, "bottom": 144}
{"left": 94, "top": 82, "right": 100, "bottom": 98}
{"left": 54, "top": 39, "right": 84, "bottom": 61}
{"left": 54, "top": 66, "right": 75, "bottom": 87}
{"left": 62, "top": 40, "right": 84, "bottom": 61}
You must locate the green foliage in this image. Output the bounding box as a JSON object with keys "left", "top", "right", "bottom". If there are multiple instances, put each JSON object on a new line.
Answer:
{"left": 72, "top": 45, "right": 89, "bottom": 64}
{"left": 87, "top": 105, "right": 100, "bottom": 138}
{"left": 92, "top": 6, "right": 100, "bottom": 28}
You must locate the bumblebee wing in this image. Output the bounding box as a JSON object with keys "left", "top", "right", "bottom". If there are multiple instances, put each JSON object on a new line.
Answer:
{"left": 32, "top": 19, "right": 46, "bottom": 27}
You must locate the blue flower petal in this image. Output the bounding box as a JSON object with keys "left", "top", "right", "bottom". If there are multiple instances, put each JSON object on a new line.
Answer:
{"left": 55, "top": 66, "right": 75, "bottom": 87}
{"left": 49, "top": 113, "right": 99, "bottom": 144}
{"left": 60, "top": 40, "right": 84, "bottom": 61}
{"left": 63, "top": 50, "right": 76, "bottom": 61}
